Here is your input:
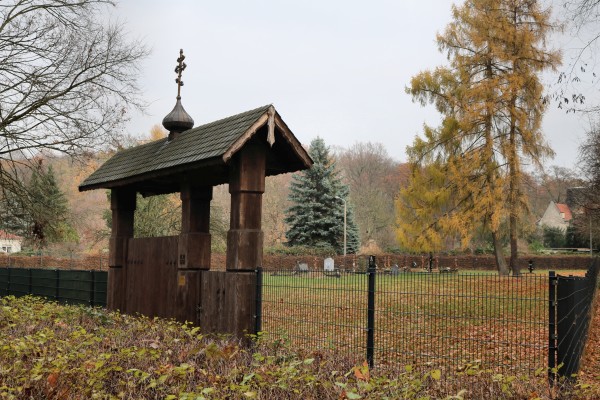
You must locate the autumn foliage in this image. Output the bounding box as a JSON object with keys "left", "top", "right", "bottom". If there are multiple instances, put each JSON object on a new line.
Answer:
{"left": 398, "top": 0, "right": 561, "bottom": 275}
{"left": 0, "top": 295, "right": 598, "bottom": 399}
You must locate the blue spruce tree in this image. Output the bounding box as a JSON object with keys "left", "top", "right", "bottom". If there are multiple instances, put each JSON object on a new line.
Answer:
{"left": 285, "top": 137, "right": 360, "bottom": 253}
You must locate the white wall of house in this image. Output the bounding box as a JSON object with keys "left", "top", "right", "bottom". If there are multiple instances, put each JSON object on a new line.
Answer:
{"left": 0, "top": 238, "right": 21, "bottom": 253}
{"left": 538, "top": 201, "right": 569, "bottom": 232}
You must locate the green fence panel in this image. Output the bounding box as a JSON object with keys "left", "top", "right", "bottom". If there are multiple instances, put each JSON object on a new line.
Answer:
{"left": 0, "top": 267, "right": 107, "bottom": 307}
{"left": 31, "top": 269, "right": 60, "bottom": 300}
{"left": 8, "top": 268, "right": 30, "bottom": 296}
{"left": 93, "top": 271, "right": 108, "bottom": 307}
{"left": 0, "top": 268, "right": 8, "bottom": 296}
{"left": 59, "top": 270, "right": 93, "bottom": 305}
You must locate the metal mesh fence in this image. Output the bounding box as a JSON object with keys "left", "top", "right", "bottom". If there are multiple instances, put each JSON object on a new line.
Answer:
{"left": 261, "top": 268, "right": 549, "bottom": 373}
{"left": 262, "top": 270, "right": 368, "bottom": 364}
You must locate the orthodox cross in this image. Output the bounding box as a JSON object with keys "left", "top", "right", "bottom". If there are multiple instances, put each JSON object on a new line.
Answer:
{"left": 174, "top": 49, "right": 187, "bottom": 99}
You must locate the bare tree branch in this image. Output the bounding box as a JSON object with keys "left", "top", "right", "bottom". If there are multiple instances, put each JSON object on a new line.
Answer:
{"left": 0, "top": 0, "right": 147, "bottom": 233}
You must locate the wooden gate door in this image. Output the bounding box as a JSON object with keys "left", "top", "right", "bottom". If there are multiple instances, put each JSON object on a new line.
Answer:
{"left": 125, "top": 236, "right": 178, "bottom": 319}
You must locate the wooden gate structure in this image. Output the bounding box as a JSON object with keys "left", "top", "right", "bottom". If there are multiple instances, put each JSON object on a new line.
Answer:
{"left": 79, "top": 58, "right": 311, "bottom": 336}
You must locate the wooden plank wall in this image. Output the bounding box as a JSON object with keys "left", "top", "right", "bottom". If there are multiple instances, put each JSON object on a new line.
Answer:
{"left": 125, "top": 237, "right": 178, "bottom": 319}
{"left": 199, "top": 271, "right": 257, "bottom": 337}
{"left": 113, "top": 232, "right": 257, "bottom": 337}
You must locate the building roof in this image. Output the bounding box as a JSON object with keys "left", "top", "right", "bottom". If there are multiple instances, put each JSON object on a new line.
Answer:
{"left": 556, "top": 203, "right": 573, "bottom": 221}
{"left": 0, "top": 229, "right": 23, "bottom": 241}
{"left": 79, "top": 105, "right": 312, "bottom": 194}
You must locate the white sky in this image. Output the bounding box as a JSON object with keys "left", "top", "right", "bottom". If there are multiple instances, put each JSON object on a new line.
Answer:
{"left": 113, "top": 0, "right": 598, "bottom": 170}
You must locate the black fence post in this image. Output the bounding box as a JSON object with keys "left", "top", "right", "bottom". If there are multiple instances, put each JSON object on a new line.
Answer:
{"left": 367, "top": 255, "right": 376, "bottom": 368}
{"left": 255, "top": 267, "right": 263, "bottom": 335}
{"left": 90, "top": 271, "right": 96, "bottom": 307}
{"left": 6, "top": 267, "right": 11, "bottom": 296}
{"left": 55, "top": 269, "right": 60, "bottom": 301}
{"left": 28, "top": 268, "right": 32, "bottom": 295}
{"left": 548, "top": 271, "right": 557, "bottom": 382}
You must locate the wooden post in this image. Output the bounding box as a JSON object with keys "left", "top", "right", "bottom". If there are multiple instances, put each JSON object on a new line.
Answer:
{"left": 179, "top": 185, "right": 212, "bottom": 270}
{"left": 108, "top": 188, "right": 135, "bottom": 311}
{"left": 221, "top": 142, "right": 266, "bottom": 336}
{"left": 226, "top": 142, "right": 266, "bottom": 271}
{"left": 199, "top": 270, "right": 257, "bottom": 337}
{"left": 177, "top": 185, "right": 212, "bottom": 323}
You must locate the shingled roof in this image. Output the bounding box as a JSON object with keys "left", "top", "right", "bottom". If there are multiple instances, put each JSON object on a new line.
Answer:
{"left": 79, "top": 105, "right": 312, "bottom": 194}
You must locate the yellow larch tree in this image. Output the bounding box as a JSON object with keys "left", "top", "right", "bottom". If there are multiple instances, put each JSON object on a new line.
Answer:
{"left": 397, "top": 0, "right": 560, "bottom": 275}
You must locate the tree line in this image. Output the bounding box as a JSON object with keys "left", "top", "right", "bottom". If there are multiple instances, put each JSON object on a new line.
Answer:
{"left": 1, "top": 0, "right": 600, "bottom": 276}
{"left": 0, "top": 129, "right": 587, "bottom": 260}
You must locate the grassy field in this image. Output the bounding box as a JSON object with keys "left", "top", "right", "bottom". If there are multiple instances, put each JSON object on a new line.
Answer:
{"left": 261, "top": 270, "right": 572, "bottom": 374}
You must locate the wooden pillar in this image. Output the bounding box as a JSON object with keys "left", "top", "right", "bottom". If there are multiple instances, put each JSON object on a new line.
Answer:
{"left": 179, "top": 185, "right": 212, "bottom": 270}
{"left": 215, "top": 142, "right": 265, "bottom": 337}
{"left": 199, "top": 270, "right": 257, "bottom": 337}
{"left": 108, "top": 188, "right": 135, "bottom": 311}
{"left": 226, "top": 142, "right": 266, "bottom": 271}
{"left": 177, "top": 185, "right": 212, "bottom": 323}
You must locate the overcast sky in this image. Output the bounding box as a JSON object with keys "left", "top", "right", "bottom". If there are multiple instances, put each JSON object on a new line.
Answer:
{"left": 113, "top": 0, "right": 598, "bottom": 170}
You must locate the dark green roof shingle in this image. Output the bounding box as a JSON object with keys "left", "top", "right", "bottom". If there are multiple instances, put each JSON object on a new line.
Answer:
{"left": 79, "top": 105, "right": 272, "bottom": 190}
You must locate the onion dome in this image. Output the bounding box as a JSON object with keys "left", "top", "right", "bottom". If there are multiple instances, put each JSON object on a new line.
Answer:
{"left": 162, "top": 97, "right": 194, "bottom": 133}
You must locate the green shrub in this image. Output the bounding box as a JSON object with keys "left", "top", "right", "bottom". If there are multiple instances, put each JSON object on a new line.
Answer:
{"left": 264, "top": 244, "right": 336, "bottom": 257}
{"left": 0, "top": 295, "right": 597, "bottom": 399}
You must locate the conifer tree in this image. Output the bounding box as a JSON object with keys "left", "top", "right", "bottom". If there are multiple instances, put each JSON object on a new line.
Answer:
{"left": 397, "top": 0, "right": 560, "bottom": 275}
{"left": 28, "top": 164, "right": 76, "bottom": 246}
{"left": 285, "top": 137, "right": 360, "bottom": 254}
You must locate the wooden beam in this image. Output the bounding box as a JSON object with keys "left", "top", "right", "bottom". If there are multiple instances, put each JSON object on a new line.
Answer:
{"left": 226, "top": 142, "right": 266, "bottom": 271}
{"left": 273, "top": 113, "right": 313, "bottom": 169}
{"left": 179, "top": 185, "right": 212, "bottom": 270}
{"left": 222, "top": 113, "right": 269, "bottom": 163}
{"left": 107, "top": 188, "right": 136, "bottom": 312}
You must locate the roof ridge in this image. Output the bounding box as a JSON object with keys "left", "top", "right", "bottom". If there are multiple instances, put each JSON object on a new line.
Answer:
{"left": 0, "top": 229, "right": 23, "bottom": 240}
{"left": 188, "top": 104, "right": 272, "bottom": 133}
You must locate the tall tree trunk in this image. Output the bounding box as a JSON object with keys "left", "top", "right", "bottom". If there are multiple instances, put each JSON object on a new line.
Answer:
{"left": 508, "top": 119, "right": 520, "bottom": 276}
{"left": 493, "top": 231, "right": 509, "bottom": 275}
{"left": 510, "top": 212, "right": 520, "bottom": 275}
{"left": 508, "top": 8, "right": 521, "bottom": 277}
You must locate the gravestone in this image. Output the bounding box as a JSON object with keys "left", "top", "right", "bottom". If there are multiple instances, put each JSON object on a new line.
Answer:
{"left": 297, "top": 262, "right": 309, "bottom": 272}
{"left": 390, "top": 264, "right": 399, "bottom": 275}
{"left": 324, "top": 257, "right": 335, "bottom": 272}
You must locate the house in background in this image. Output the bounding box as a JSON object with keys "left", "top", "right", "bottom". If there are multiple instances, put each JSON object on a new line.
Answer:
{"left": 538, "top": 201, "right": 573, "bottom": 232}
{"left": 0, "top": 230, "right": 23, "bottom": 253}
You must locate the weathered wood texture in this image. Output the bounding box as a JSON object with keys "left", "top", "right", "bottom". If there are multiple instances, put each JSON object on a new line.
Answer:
{"left": 175, "top": 269, "right": 201, "bottom": 323}
{"left": 179, "top": 185, "right": 212, "bottom": 270}
{"left": 226, "top": 142, "right": 266, "bottom": 271}
{"left": 199, "top": 271, "right": 257, "bottom": 336}
{"left": 107, "top": 188, "right": 135, "bottom": 311}
{"left": 90, "top": 106, "right": 312, "bottom": 339}
{"left": 107, "top": 267, "right": 127, "bottom": 312}
{"left": 108, "top": 188, "right": 135, "bottom": 268}
{"left": 124, "top": 236, "right": 178, "bottom": 319}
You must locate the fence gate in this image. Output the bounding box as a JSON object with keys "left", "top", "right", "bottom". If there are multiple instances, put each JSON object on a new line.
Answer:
{"left": 123, "top": 237, "right": 179, "bottom": 319}
{"left": 549, "top": 261, "right": 599, "bottom": 378}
